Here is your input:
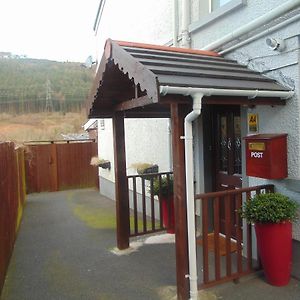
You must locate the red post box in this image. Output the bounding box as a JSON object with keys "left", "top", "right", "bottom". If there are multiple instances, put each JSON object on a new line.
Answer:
{"left": 244, "top": 134, "right": 287, "bottom": 179}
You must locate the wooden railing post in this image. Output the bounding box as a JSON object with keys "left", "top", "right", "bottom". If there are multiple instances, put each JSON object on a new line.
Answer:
{"left": 113, "top": 112, "right": 130, "bottom": 250}
{"left": 171, "top": 103, "right": 189, "bottom": 300}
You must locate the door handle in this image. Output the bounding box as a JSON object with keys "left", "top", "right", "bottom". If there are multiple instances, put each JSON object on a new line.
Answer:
{"left": 227, "top": 138, "right": 232, "bottom": 150}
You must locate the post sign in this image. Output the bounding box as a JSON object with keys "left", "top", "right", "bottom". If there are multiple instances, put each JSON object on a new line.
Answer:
{"left": 248, "top": 113, "right": 258, "bottom": 133}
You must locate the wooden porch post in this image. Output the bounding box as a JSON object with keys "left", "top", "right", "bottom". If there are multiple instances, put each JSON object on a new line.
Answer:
{"left": 112, "top": 112, "right": 130, "bottom": 250}
{"left": 171, "top": 103, "right": 190, "bottom": 300}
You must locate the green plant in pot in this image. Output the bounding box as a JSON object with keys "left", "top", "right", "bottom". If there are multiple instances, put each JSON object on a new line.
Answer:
{"left": 153, "top": 175, "right": 175, "bottom": 233}
{"left": 241, "top": 192, "right": 299, "bottom": 286}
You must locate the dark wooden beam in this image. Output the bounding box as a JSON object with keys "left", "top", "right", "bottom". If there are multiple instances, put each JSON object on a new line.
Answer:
{"left": 112, "top": 112, "right": 130, "bottom": 250}
{"left": 203, "top": 95, "right": 286, "bottom": 106}
{"left": 171, "top": 103, "right": 190, "bottom": 300}
{"left": 160, "top": 94, "right": 191, "bottom": 104}
{"left": 114, "top": 95, "right": 153, "bottom": 111}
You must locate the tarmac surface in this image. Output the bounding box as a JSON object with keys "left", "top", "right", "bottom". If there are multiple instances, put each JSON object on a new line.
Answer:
{"left": 1, "top": 188, "right": 299, "bottom": 300}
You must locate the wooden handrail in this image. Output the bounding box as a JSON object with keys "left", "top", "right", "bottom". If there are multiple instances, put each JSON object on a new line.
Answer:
{"left": 23, "top": 139, "right": 95, "bottom": 145}
{"left": 127, "top": 171, "right": 173, "bottom": 179}
{"left": 195, "top": 184, "right": 274, "bottom": 200}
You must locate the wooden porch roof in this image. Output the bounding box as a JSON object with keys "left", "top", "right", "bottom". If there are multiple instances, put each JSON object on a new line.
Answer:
{"left": 87, "top": 39, "right": 289, "bottom": 118}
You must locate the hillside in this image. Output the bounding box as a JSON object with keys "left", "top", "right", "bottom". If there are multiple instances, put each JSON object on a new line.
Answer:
{"left": 0, "top": 57, "right": 94, "bottom": 114}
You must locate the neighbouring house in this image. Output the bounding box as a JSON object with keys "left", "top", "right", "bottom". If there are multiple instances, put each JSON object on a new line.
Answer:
{"left": 88, "top": 1, "right": 300, "bottom": 299}
{"left": 0, "top": 52, "right": 11, "bottom": 59}
{"left": 83, "top": 118, "right": 98, "bottom": 141}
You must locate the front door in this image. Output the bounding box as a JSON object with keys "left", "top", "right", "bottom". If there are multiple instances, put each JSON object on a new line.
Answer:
{"left": 212, "top": 105, "right": 242, "bottom": 236}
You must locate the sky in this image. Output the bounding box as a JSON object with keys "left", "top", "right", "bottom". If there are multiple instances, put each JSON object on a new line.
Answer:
{"left": 0, "top": 0, "right": 100, "bottom": 62}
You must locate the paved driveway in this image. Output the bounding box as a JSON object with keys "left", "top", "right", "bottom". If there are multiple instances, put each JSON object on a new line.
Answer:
{"left": 0, "top": 189, "right": 176, "bottom": 300}
{"left": 1, "top": 189, "right": 299, "bottom": 300}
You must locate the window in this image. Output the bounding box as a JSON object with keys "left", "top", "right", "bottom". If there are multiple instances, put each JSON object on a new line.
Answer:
{"left": 99, "top": 119, "right": 105, "bottom": 130}
{"left": 190, "top": 0, "right": 246, "bottom": 34}
{"left": 210, "top": 0, "right": 232, "bottom": 12}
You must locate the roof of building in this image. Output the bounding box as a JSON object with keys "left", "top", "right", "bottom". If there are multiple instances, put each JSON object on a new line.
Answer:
{"left": 83, "top": 118, "right": 98, "bottom": 131}
{"left": 87, "top": 39, "right": 290, "bottom": 118}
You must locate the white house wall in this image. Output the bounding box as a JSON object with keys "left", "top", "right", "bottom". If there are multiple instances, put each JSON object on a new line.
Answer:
{"left": 189, "top": 0, "right": 300, "bottom": 276}
{"left": 98, "top": 118, "right": 172, "bottom": 200}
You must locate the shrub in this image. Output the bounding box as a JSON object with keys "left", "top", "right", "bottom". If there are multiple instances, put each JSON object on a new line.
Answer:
{"left": 153, "top": 175, "right": 173, "bottom": 197}
{"left": 241, "top": 193, "right": 299, "bottom": 224}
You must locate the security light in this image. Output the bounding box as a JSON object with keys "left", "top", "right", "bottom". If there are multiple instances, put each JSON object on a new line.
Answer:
{"left": 266, "top": 37, "right": 285, "bottom": 51}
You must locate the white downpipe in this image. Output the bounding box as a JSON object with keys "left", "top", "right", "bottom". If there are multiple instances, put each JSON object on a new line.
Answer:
{"left": 173, "top": 0, "right": 179, "bottom": 47}
{"left": 184, "top": 93, "right": 203, "bottom": 300}
{"left": 202, "top": 0, "right": 300, "bottom": 51}
{"left": 182, "top": 0, "right": 191, "bottom": 48}
{"left": 220, "top": 13, "right": 300, "bottom": 55}
{"left": 160, "top": 86, "right": 294, "bottom": 99}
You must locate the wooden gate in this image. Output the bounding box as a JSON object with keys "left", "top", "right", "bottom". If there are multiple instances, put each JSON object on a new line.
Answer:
{"left": 25, "top": 140, "right": 98, "bottom": 193}
{"left": 196, "top": 184, "right": 274, "bottom": 288}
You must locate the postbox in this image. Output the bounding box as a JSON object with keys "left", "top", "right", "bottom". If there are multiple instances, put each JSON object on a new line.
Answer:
{"left": 244, "top": 134, "right": 287, "bottom": 179}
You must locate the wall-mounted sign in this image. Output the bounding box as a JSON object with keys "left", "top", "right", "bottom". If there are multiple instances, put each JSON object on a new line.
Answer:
{"left": 249, "top": 142, "right": 265, "bottom": 151}
{"left": 248, "top": 113, "right": 258, "bottom": 133}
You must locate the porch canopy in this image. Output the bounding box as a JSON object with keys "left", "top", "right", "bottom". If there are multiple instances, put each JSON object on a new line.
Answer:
{"left": 87, "top": 39, "right": 292, "bottom": 119}
{"left": 86, "top": 39, "right": 292, "bottom": 300}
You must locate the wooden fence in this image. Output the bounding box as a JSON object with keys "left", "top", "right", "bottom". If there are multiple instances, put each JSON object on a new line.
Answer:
{"left": 25, "top": 140, "right": 98, "bottom": 193}
{"left": 0, "top": 142, "right": 26, "bottom": 292}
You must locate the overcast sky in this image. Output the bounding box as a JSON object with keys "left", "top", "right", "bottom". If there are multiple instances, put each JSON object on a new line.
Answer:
{"left": 0, "top": 0, "right": 100, "bottom": 62}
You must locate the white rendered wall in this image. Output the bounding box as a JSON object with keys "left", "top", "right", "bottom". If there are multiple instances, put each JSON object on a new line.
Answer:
{"left": 98, "top": 118, "right": 172, "bottom": 179}
{"left": 98, "top": 118, "right": 172, "bottom": 193}
{"left": 189, "top": 0, "right": 300, "bottom": 240}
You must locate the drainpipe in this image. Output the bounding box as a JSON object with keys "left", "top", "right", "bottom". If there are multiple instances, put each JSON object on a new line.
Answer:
{"left": 173, "top": 0, "right": 179, "bottom": 47}
{"left": 182, "top": 0, "right": 191, "bottom": 48}
{"left": 220, "top": 13, "right": 300, "bottom": 55}
{"left": 184, "top": 93, "right": 203, "bottom": 300}
{"left": 202, "top": 0, "right": 300, "bottom": 51}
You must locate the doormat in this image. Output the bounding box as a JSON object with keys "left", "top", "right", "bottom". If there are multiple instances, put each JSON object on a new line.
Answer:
{"left": 197, "top": 232, "right": 238, "bottom": 256}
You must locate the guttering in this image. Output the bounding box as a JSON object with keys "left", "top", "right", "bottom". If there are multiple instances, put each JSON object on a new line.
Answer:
{"left": 202, "top": 0, "right": 300, "bottom": 51}
{"left": 160, "top": 86, "right": 294, "bottom": 99}
{"left": 220, "top": 13, "right": 300, "bottom": 55}
{"left": 182, "top": 0, "right": 191, "bottom": 48}
{"left": 184, "top": 93, "right": 203, "bottom": 300}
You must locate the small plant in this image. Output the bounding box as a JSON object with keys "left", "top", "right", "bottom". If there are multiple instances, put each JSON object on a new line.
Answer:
{"left": 241, "top": 192, "right": 299, "bottom": 224}
{"left": 131, "top": 162, "right": 158, "bottom": 174}
{"left": 153, "top": 175, "right": 173, "bottom": 197}
{"left": 90, "top": 156, "right": 111, "bottom": 169}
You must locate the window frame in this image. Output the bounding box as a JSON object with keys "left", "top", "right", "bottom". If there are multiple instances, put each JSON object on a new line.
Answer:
{"left": 189, "top": 0, "right": 246, "bottom": 34}
{"left": 209, "top": 0, "right": 233, "bottom": 13}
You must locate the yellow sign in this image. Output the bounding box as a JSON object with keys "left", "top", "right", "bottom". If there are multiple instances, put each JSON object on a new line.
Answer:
{"left": 248, "top": 113, "right": 258, "bottom": 133}
{"left": 249, "top": 142, "right": 265, "bottom": 151}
